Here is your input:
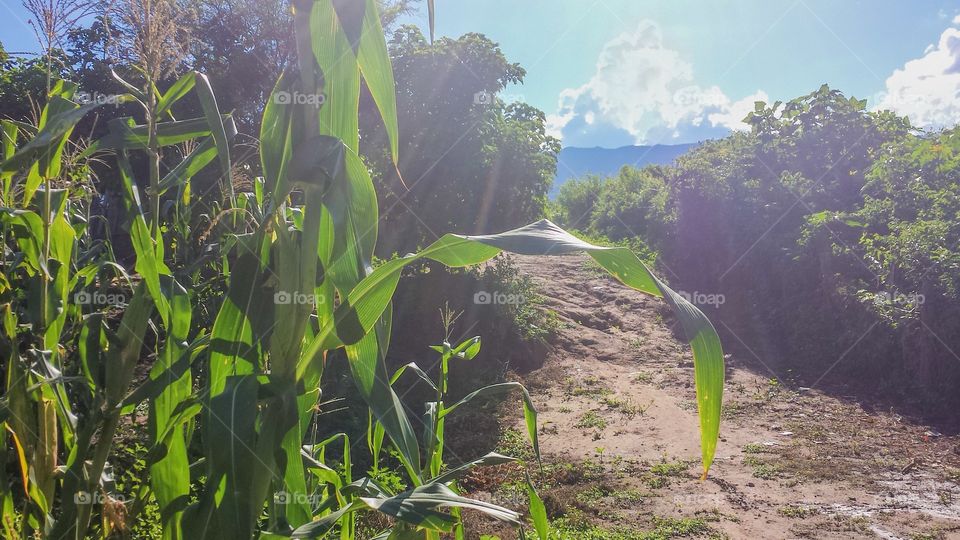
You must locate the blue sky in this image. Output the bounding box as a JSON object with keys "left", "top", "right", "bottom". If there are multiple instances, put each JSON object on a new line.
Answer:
{"left": 400, "top": 0, "right": 960, "bottom": 147}
{"left": 3, "top": 0, "right": 960, "bottom": 147}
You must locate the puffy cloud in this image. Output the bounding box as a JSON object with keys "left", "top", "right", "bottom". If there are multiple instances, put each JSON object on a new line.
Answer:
{"left": 874, "top": 20, "right": 960, "bottom": 128}
{"left": 546, "top": 21, "right": 767, "bottom": 146}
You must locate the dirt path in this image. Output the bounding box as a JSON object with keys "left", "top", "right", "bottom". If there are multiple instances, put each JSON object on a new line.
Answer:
{"left": 483, "top": 254, "right": 960, "bottom": 539}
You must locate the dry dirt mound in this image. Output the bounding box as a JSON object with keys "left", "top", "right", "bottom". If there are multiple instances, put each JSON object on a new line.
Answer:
{"left": 477, "top": 253, "right": 960, "bottom": 539}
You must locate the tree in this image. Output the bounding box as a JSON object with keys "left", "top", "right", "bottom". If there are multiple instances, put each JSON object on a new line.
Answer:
{"left": 365, "top": 25, "right": 558, "bottom": 253}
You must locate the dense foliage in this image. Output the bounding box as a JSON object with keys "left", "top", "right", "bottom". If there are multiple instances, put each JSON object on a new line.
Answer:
{"left": 557, "top": 85, "right": 960, "bottom": 415}
{"left": 0, "top": 0, "right": 723, "bottom": 537}
{"left": 366, "top": 26, "right": 560, "bottom": 253}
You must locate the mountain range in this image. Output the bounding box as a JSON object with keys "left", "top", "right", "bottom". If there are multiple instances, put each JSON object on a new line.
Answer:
{"left": 551, "top": 143, "right": 698, "bottom": 196}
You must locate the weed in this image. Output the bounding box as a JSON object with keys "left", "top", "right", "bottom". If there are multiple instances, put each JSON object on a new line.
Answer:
{"left": 552, "top": 511, "right": 710, "bottom": 540}
{"left": 742, "top": 443, "right": 769, "bottom": 454}
{"left": 744, "top": 456, "right": 781, "bottom": 479}
{"left": 496, "top": 428, "right": 536, "bottom": 461}
{"left": 643, "top": 460, "right": 689, "bottom": 489}
{"left": 602, "top": 395, "right": 648, "bottom": 417}
{"left": 566, "top": 376, "right": 612, "bottom": 397}
{"left": 576, "top": 411, "right": 609, "bottom": 430}
{"left": 777, "top": 505, "right": 819, "bottom": 518}
{"left": 611, "top": 488, "right": 645, "bottom": 506}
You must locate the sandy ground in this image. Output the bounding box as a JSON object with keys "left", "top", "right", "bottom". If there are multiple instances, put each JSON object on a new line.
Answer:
{"left": 462, "top": 254, "right": 960, "bottom": 540}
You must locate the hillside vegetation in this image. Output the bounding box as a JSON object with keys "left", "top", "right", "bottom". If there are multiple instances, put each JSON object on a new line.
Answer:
{"left": 556, "top": 85, "right": 960, "bottom": 418}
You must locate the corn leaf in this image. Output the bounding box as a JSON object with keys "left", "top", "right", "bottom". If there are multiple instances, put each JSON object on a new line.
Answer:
{"left": 302, "top": 220, "right": 725, "bottom": 475}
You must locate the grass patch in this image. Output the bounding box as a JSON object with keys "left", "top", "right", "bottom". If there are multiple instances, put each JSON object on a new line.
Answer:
{"left": 566, "top": 376, "right": 612, "bottom": 397}
{"left": 643, "top": 460, "right": 689, "bottom": 489}
{"left": 742, "top": 443, "right": 771, "bottom": 454}
{"left": 552, "top": 511, "right": 710, "bottom": 540}
{"left": 744, "top": 456, "right": 781, "bottom": 480}
{"left": 602, "top": 395, "right": 649, "bottom": 418}
{"left": 576, "top": 411, "right": 609, "bottom": 430}
{"left": 496, "top": 427, "right": 536, "bottom": 461}
{"left": 777, "top": 505, "right": 819, "bottom": 519}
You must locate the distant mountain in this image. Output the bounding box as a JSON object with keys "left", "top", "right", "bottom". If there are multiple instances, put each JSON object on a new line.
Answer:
{"left": 551, "top": 143, "right": 698, "bottom": 197}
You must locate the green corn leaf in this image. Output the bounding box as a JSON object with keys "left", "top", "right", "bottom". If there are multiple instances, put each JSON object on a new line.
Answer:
{"left": 361, "top": 483, "right": 520, "bottom": 530}
{"left": 0, "top": 95, "right": 132, "bottom": 174}
{"left": 116, "top": 152, "right": 173, "bottom": 327}
{"left": 149, "top": 277, "right": 193, "bottom": 534}
{"left": 525, "top": 477, "right": 549, "bottom": 540}
{"left": 427, "top": 0, "right": 436, "bottom": 43}
{"left": 348, "top": 0, "right": 400, "bottom": 165}
{"left": 390, "top": 362, "right": 439, "bottom": 393}
{"left": 1, "top": 120, "right": 17, "bottom": 200}
{"left": 260, "top": 72, "right": 295, "bottom": 201}
{"left": 84, "top": 115, "right": 235, "bottom": 155}
{"left": 208, "top": 234, "right": 272, "bottom": 397}
{"left": 121, "top": 335, "right": 208, "bottom": 413}
{"left": 104, "top": 281, "right": 155, "bottom": 406}
{"left": 346, "top": 331, "right": 422, "bottom": 480}
{"left": 150, "top": 128, "right": 236, "bottom": 197}
{"left": 204, "top": 375, "right": 260, "bottom": 540}
{"left": 430, "top": 453, "right": 517, "bottom": 485}
{"left": 302, "top": 220, "right": 724, "bottom": 475}
{"left": 156, "top": 71, "right": 197, "bottom": 118}
{"left": 439, "top": 382, "right": 540, "bottom": 468}
{"left": 111, "top": 69, "right": 147, "bottom": 104}
{"left": 193, "top": 72, "right": 234, "bottom": 200}
{"left": 309, "top": 0, "right": 361, "bottom": 152}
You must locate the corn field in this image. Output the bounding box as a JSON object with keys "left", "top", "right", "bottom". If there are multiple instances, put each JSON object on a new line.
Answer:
{"left": 0, "top": 1, "right": 723, "bottom": 538}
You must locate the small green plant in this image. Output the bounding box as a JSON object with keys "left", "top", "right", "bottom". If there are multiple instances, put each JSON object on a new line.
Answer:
{"left": 576, "top": 411, "right": 609, "bottom": 430}
{"left": 603, "top": 395, "right": 652, "bottom": 418}
{"left": 742, "top": 443, "right": 769, "bottom": 454}
{"left": 778, "top": 505, "right": 819, "bottom": 518}
{"left": 567, "top": 375, "right": 612, "bottom": 397}
{"left": 744, "top": 456, "right": 781, "bottom": 479}
{"left": 644, "top": 460, "right": 690, "bottom": 489}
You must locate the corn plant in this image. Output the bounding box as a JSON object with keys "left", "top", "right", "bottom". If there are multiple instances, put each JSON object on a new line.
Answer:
{"left": 0, "top": 0, "right": 725, "bottom": 538}
{"left": 1, "top": 65, "right": 236, "bottom": 537}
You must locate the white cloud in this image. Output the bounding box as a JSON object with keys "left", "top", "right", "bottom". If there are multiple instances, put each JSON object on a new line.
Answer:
{"left": 874, "top": 21, "right": 960, "bottom": 128}
{"left": 547, "top": 21, "right": 767, "bottom": 146}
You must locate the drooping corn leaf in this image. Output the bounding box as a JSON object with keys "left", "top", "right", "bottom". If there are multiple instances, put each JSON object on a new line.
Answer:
{"left": 439, "top": 382, "right": 540, "bottom": 469}
{"left": 301, "top": 220, "right": 725, "bottom": 475}
{"left": 193, "top": 72, "right": 234, "bottom": 200}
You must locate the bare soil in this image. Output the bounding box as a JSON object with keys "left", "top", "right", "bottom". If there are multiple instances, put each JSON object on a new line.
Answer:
{"left": 465, "top": 253, "right": 960, "bottom": 540}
